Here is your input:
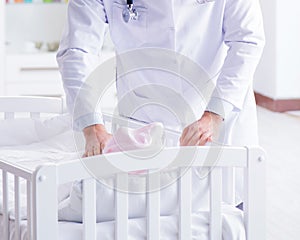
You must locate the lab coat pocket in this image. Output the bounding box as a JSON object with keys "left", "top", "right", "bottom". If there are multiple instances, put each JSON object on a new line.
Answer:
{"left": 110, "top": 2, "right": 147, "bottom": 50}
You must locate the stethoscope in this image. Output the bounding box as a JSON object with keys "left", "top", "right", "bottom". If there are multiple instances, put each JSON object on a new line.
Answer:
{"left": 122, "top": 0, "right": 139, "bottom": 23}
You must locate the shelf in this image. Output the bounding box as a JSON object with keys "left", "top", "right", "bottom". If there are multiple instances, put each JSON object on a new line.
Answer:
{"left": 6, "top": 0, "right": 68, "bottom": 4}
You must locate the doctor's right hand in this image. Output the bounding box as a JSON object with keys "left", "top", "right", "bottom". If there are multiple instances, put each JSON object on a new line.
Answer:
{"left": 82, "top": 124, "right": 112, "bottom": 157}
{"left": 179, "top": 111, "right": 222, "bottom": 146}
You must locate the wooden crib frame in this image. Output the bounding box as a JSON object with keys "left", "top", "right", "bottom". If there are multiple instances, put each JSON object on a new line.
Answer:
{"left": 0, "top": 96, "right": 266, "bottom": 240}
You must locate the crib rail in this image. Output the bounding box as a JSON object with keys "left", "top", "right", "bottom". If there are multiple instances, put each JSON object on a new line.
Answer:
{"left": 0, "top": 96, "right": 64, "bottom": 115}
{"left": 0, "top": 145, "right": 266, "bottom": 240}
{"left": 31, "top": 146, "right": 265, "bottom": 240}
{"left": 0, "top": 146, "right": 266, "bottom": 240}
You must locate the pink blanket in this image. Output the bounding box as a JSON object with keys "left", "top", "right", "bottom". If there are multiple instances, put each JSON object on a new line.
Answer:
{"left": 103, "top": 122, "right": 164, "bottom": 154}
{"left": 103, "top": 122, "right": 164, "bottom": 174}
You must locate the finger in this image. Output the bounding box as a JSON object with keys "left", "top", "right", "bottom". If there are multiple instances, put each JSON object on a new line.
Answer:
{"left": 181, "top": 124, "right": 204, "bottom": 146}
{"left": 181, "top": 126, "right": 197, "bottom": 145}
{"left": 87, "top": 150, "right": 93, "bottom": 157}
{"left": 93, "top": 146, "right": 101, "bottom": 156}
{"left": 82, "top": 152, "right": 87, "bottom": 158}
{"left": 198, "top": 131, "right": 212, "bottom": 146}
{"left": 180, "top": 128, "right": 188, "bottom": 145}
{"left": 182, "top": 131, "right": 200, "bottom": 146}
{"left": 100, "top": 142, "right": 105, "bottom": 154}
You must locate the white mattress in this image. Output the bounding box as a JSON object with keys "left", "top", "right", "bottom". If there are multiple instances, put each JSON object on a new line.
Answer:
{"left": 1, "top": 205, "right": 246, "bottom": 240}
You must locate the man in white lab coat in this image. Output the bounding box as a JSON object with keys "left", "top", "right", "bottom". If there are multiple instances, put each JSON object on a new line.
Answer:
{"left": 57, "top": 0, "right": 265, "bottom": 160}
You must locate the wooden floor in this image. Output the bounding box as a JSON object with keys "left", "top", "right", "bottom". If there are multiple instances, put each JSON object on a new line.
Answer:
{"left": 257, "top": 107, "right": 300, "bottom": 240}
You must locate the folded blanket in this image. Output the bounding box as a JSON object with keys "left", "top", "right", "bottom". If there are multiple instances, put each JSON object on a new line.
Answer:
{"left": 103, "top": 122, "right": 164, "bottom": 154}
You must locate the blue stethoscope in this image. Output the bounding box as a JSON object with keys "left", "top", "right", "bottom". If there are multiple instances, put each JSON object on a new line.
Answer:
{"left": 122, "top": 0, "right": 138, "bottom": 23}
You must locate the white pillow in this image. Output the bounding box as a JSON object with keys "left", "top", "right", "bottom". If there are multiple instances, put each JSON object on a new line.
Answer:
{"left": 0, "top": 119, "right": 39, "bottom": 146}
{"left": 34, "top": 114, "right": 71, "bottom": 141}
{"left": 0, "top": 115, "right": 71, "bottom": 147}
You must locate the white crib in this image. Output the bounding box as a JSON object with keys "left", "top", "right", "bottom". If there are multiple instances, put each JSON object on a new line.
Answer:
{"left": 0, "top": 96, "right": 266, "bottom": 240}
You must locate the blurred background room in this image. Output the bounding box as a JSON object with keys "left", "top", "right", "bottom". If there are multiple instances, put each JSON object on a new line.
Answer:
{"left": 0, "top": 0, "right": 299, "bottom": 239}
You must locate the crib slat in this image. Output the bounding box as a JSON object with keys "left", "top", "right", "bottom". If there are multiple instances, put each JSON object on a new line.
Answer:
{"left": 2, "top": 170, "right": 9, "bottom": 240}
{"left": 27, "top": 180, "right": 32, "bottom": 240}
{"left": 179, "top": 168, "right": 192, "bottom": 240}
{"left": 147, "top": 171, "right": 160, "bottom": 240}
{"left": 209, "top": 167, "right": 222, "bottom": 240}
{"left": 4, "top": 112, "right": 14, "bottom": 119}
{"left": 244, "top": 147, "right": 266, "bottom": 240}
{"left": 115, "top": 173, "right": 128, "bottom": 240}
{"left": 30, "top": 112, "right": 40, "bottom": 119}
{"left": 14, "top": 176, "right": 21, "bottom": 240}
{"left": 222, "top": 168, "right": 235, "bottom": 205}
{"left": 83, "top": 179, "right": 97, "bottom": 240}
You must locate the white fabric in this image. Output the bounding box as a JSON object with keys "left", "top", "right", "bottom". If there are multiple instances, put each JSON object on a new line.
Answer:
{"left": 0, "top": 115, "right": 71, "bottom": 146}
{"left": 0, "top": 206, "right": 246, "bottom": 240}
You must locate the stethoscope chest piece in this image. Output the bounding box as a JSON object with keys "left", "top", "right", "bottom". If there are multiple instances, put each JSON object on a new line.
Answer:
{"left": 122, "top": 0, "right": 139, "bottom": 23}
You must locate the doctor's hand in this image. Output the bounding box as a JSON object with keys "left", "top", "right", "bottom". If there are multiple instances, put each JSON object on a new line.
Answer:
{"left": 180, "top": 111, "right": 222, "bottom": 146}
{"left": 82, "top": 124, "right": 112, "bottom": 157}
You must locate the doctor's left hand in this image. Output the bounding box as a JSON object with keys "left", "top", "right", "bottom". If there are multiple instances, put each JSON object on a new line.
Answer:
{"left": 180, "top": 111, "right": 222, "bottom": 146}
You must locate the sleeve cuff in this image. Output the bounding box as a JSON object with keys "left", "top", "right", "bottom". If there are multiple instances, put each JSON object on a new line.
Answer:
{"left": 73, "top": 113, "right": 104, "bottom": 131}
{"left": 205, "top": 97, "right": 234, "bottom": 120}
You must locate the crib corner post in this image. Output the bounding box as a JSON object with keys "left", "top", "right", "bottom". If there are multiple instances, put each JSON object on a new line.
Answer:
{"left": 244, "top": 146, "right": 266, "bottom": 240}
{"left": 32, "top": 164, "right": 58, "bottom": 240}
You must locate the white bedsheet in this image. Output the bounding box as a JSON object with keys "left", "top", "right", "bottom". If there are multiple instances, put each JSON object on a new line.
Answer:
{"left": 1, "top": 206, "right": 245, "bottom": 240}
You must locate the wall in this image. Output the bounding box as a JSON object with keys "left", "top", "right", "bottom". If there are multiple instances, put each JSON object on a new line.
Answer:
{"left": 254, "top": 0, "right": 277, "bottom": 99}
{"left": 276, "top": 0, "right": 300, "bottom": 99}
{"left": 0, "top": 0, "right": 5, "bottom": 95}
{"left": 5, "top": 3, "right": 67, "bottom": 53}
{"left": 3, "top": 2, "right": 299, "bottom": 100}
{"left": 254, "top": 0, "right": 300, "bottom": 100}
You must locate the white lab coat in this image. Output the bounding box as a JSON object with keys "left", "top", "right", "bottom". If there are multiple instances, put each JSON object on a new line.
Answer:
{"left": 57, "top": 0, "right": 264, "bottom": 145}
{"left": 57, "top": 0, "right": 265, "bottom": 202}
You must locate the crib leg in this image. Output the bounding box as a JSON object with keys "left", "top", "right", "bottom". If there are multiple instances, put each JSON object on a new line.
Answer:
{"left": 32, "top": 165, "right": 58, "bottom": 240}
{"left": 244, "top": 147, "right": 266, "bottom": 240}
